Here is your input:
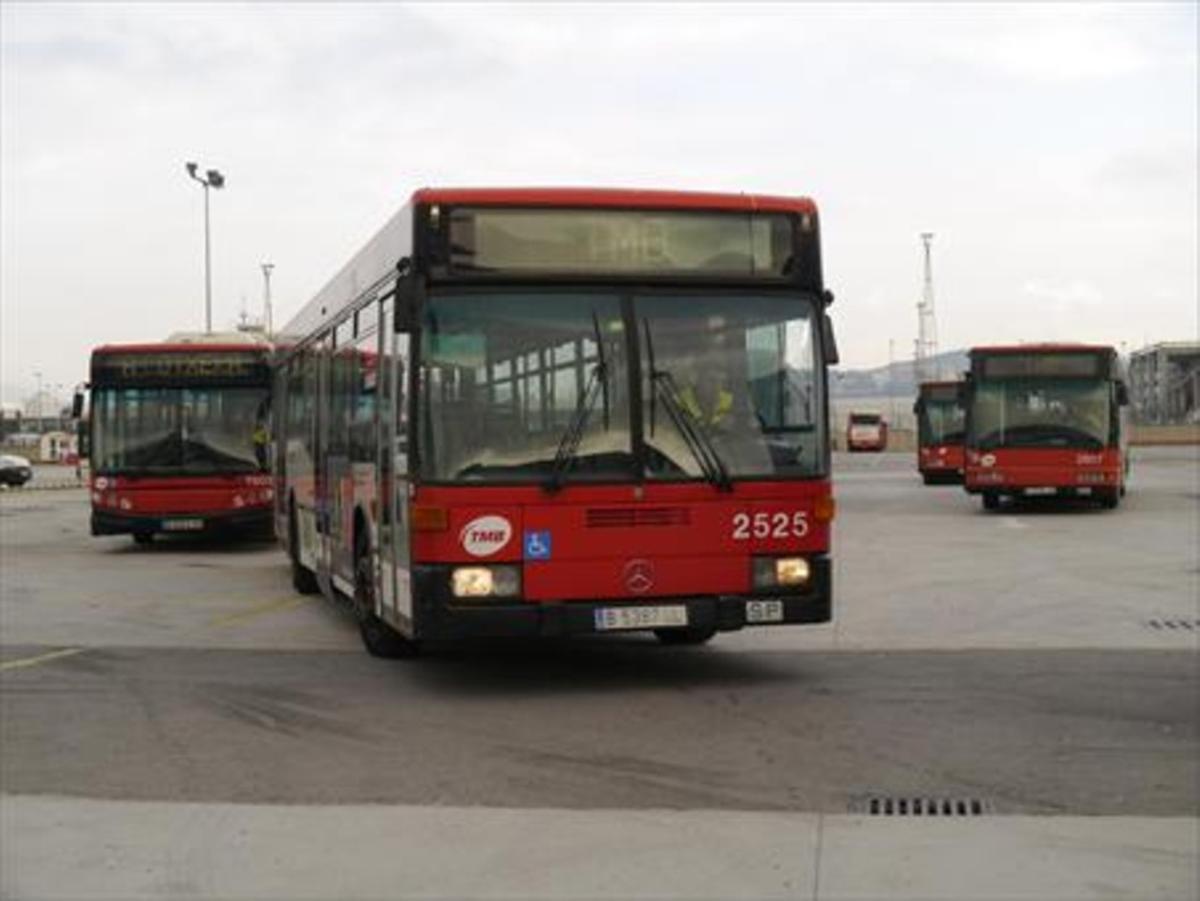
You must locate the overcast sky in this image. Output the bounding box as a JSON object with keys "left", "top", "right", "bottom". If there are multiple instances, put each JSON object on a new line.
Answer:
{"left": 2, "top": 1, "right": 1196, "bottom": 406}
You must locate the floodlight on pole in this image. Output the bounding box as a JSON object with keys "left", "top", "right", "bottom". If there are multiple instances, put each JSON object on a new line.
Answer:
{"left": 185, "top": 161, "right": 226, "bottom": 332}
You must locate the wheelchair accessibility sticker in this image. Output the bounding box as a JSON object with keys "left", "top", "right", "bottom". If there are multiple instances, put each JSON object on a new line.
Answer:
{"left": 524, "top": 530, "right": 552, "bottom": 561}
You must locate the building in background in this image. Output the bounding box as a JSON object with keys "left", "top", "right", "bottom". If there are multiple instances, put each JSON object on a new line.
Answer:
{"left": 1128, "top": 342, "right": 1200, "bottom": 425}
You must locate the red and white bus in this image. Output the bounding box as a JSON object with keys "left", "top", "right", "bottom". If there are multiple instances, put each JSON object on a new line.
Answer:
{"left": 914, "top": 380, "right": 965, "bottom": 484}
{"left": 274, "top": 187, "right": 839, "bottom": 657}
{"left": 85, "top": 333, "right": 274, "bottom": 543}
{"left": 846, "top": 412, "right": 887, "bottom": 452}
{"left": 963, "top": 344, "right": 1129, "bottom": 510}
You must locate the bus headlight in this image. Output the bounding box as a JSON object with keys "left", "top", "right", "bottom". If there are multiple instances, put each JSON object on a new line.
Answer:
{"left": 752, "top": 556, "right": 811, "bottom": 590}
{"left": 451, "top": 565, "right": 521, "bottom": 599}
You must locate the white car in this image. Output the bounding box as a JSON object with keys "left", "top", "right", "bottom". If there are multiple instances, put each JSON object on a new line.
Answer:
{"left": 0, "top": 453, "right": 33, "bottom": 487}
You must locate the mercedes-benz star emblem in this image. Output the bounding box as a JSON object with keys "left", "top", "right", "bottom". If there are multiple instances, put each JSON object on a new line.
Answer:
{"left": 623, "top": 559, "right": 655, "bottom": 594}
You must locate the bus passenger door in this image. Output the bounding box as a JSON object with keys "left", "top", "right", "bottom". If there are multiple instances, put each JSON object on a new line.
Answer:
{"left": 316, "top": 335, "right": 334, "bottom": 580}
{"left": 376, "top": 297, "right": 413, "bottom": 632}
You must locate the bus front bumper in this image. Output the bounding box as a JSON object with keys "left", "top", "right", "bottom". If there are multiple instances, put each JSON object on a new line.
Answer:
{"left": 409, "top": 556, "right": 832, "bottom": 641}
{"left": 91, "top": 507, "right": 273, "bottom": 537}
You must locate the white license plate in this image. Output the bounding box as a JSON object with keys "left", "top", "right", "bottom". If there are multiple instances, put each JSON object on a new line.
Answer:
{"left": 162, "top": 518, "right": 204, "bottom": 532}
{"left": 1023, "top": 487, "right": 1056, "bottom": 497}
{"left": 746, "top": 599, "right": 785, "bottom": 623}
{"left": 594, "top": 605, "right": 688, "bottom": 631}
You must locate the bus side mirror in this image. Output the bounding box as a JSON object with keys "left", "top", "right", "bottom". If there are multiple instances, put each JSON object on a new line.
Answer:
{"left": 956, "top": 381, "right": 968, "bottom": 404}
{"left": 76, "top": 419, "right": 90, "bottom": 459}
{"left": 822, "top": 313, "right": 839, "bottom": 366}
{"left": 1116, "top": 383, "right": 1130, "bottom": 406}
{"left": 394, "top": 267, "right": 421, "bottom": 333}
{"left": 912, "top": 400, "right": 921, "bottom": 415}
{"left": 71, "top": 390, "right": 84, "bottom": 419}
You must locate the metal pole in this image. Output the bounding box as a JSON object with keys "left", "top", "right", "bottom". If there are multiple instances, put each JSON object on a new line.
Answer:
{"left": 261, "top": 262, "right": 274, "bottom": 336}
{"left": 203, "top": 183, "right": 212, "bottom": 333}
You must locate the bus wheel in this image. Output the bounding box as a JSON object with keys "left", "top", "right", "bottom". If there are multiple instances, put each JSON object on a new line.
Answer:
{"left": 289, "top": 508, "right": 319, "bottom": 595}
{"left": 1099, "top": 488, "right": 1120, "bottom": 510}
{"left": 355, "top": 540, "right": 419, "bottom": 659}
{"left": 982, "top": 492, "right": 1000, "bottom": 511}
{"left": 654, "top": 626, "right": 717, "bottom": 646}
{"left": 132, "top": 532, "right": 153, "bottom": 545}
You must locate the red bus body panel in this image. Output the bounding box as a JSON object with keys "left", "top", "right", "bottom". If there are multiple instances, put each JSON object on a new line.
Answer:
{"left": 411, "top": 481, "right": 831, "bottom": 602}
{"left": 91, "top": 473, "right": 274, "bottom": 517}
{"left": 964, "top": 448, "right": 1123, "bottom": 492}
{"left": 919, "top": 444, "right": 964, "bottom": 476}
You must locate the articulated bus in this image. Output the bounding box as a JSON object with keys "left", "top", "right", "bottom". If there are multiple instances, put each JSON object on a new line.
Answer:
{"left": 963, "top": 344, "right": 1129, "bottom": 510}
{"left": 85, "top": 333, "right": 274, "bottom": 543}
{"left": 274, "top": 187, "right": 839, "bottom": 658}
{"left": 914, "top": 380, "right": 965, "bottom": 484}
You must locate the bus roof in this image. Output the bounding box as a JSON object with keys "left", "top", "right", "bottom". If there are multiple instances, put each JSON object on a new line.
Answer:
{"left": 411, "top": 186, "right": 818, "bottom": 215}
{"left": 92, "top": 342, "right": 271, "bottom": 357}
{"left": 969, "top": 343, "right": 1116, "bottom": 356}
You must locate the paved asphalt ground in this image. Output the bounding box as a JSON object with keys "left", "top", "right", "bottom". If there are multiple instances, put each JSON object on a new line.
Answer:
{"left": 1, "top": 448, "right": 1197, "bottom": 899}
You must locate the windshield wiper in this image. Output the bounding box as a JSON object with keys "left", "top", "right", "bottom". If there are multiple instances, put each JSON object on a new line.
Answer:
{"left": 641, "top": 318, "right": 732, "bottom": 491}
{"left": 546, "top": 313, "right": 611, "bottom": 492}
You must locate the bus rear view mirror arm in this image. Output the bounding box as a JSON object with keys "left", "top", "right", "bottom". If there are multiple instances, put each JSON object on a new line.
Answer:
{"left": 822, "top": 313, "right": 839, "bottom": 366}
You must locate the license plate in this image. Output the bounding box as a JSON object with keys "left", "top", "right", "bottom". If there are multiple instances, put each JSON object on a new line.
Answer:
{"left": 1023, "top": 487, "right": 1056, "bottom": 497}
{"left": 593, "top": 605, "right": 688, "bottom": 631}
{"left": 746, "top": 599, "right": 785, "bottom": 623}
{"left": 162, "top": 518, "right": 204, "bottom": 532}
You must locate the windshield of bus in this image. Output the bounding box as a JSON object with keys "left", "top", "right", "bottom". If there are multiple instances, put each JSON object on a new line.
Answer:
{"left": 970, "top": 378, "right": 1110, "bottom": 450}
{"left": 419, "top": 292, "right": 635, "bottom": 482}
{"left": 639, "top": 294, "right": 823, "bottom": 480}
{"left": 919, "top": 396, "right": 965, "bottom": 446}
{"left": 418, "top": 290, "right": 824, "bottom": 483}
{"left": 92, "top": 386, "right": 270, "bottom": 474}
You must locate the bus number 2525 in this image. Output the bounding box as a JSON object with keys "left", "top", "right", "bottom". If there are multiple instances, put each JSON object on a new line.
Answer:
{"left": 731, "top": 511, "right": 809, "bottom": 540}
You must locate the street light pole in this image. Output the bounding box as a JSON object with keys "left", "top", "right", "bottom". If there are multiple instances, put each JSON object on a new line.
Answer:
{"left": 185, "top": 162, "right": 226, "bottom": 333}
{"left": 261, "top": 262, "right": 274, "bottom": 336}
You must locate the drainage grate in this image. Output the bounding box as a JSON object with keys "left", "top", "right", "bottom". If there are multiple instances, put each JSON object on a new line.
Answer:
{"left": 1145, "top": 618, "right": 1200, "bottom": 631}
{"left": 851, "top": 796, "right": 993, "bottom": 816}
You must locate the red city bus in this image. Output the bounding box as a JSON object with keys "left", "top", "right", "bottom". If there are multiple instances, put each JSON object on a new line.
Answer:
{"left": 85, "top": 334, "right": 274, "bottom": 543}
{"left": 963, "top": 344, "right": 1129, "bottom": 510}
{"left": 846, "top": 412, "right": 887, "bottom": 452}
{"left": 274, "top": 187, "right": 839, "bottom": 657}
{"left": 914, "top": 380, "right": 965, "bottom": 484}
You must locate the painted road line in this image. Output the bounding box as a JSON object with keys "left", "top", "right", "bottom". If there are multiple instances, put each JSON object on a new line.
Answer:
{"left": 206, "top": 596, "right": 310, "bottom": 629}
{"left": 0, "top": 647, "right": 86, "bottom": 672}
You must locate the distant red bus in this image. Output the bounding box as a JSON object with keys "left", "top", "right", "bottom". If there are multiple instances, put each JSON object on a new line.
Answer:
{"left": 914, "top": 380, "right": 964, "bottom": 484}
{"left": 273, "top": 186, "right": 839, "bottom": 657}
{"left": 846, "top": 412, "right": 887, "bottom": 452}
{"left": 85, "top": 334, "right": 274, "bottom": 543}
{"left": 963, "top": 344, "right": 1129, "bottom": 510}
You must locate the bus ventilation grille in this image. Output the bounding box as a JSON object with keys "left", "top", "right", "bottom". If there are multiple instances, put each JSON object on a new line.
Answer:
{"left": 1145, "top": 618, "right": 1200, "bottom": 631}
{"left": 586, "top": 507, "right": 690, "bottom": 528}
{"left": 851, "top": 796, "right": 993, "bottom": 817}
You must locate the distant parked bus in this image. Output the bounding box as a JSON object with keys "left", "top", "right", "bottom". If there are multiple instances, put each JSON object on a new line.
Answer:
{"left": 83, "top": 333, "right": 274, "bottom": 543}
{"left": 963, "top": 344, "right": 1129, "bottom": 510}
{"left": 273, "top": 186, "right": 839, "bottom": 658}
{"left": 846, "top": 412, "right": 887, "bottom": 452}
{"left": 914, "top": 380, "right": 965, "bottom": 484}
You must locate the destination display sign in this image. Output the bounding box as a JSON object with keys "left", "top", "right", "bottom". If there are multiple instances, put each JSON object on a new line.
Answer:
{"left": 923, "top": 385, "right": 960, "bottom": 403}
{"left": 444, "top": 208, "right": 798, "bottom": 278}
{"left": 979, "top": 352, "right": 1106, "bottom": 379}
{"left": 92, "top": 352, "right": 268, "bottom": 384}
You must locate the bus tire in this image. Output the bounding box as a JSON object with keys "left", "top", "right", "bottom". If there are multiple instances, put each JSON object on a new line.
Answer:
{"left": 1099, "top": 488, "right": 1120, "bottom": 510}
{"left": 654, "top": 626, "right": 717, "bottom": 646}
{"left": 355, "top": 535, "right": 419, "bottom": 659}
{"left": 982, "top": 492, "right": 1000, "bottom": 511}
{"left": 132, "top": 532, "right": 153, "bottom": 545}
{"left": 289, "top": 506, "right": 319, "bottom": 595}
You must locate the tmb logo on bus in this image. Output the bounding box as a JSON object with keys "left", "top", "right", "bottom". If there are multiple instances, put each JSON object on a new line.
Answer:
{"left": 459, "top": 515, "right": 513, "bottom": 557}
